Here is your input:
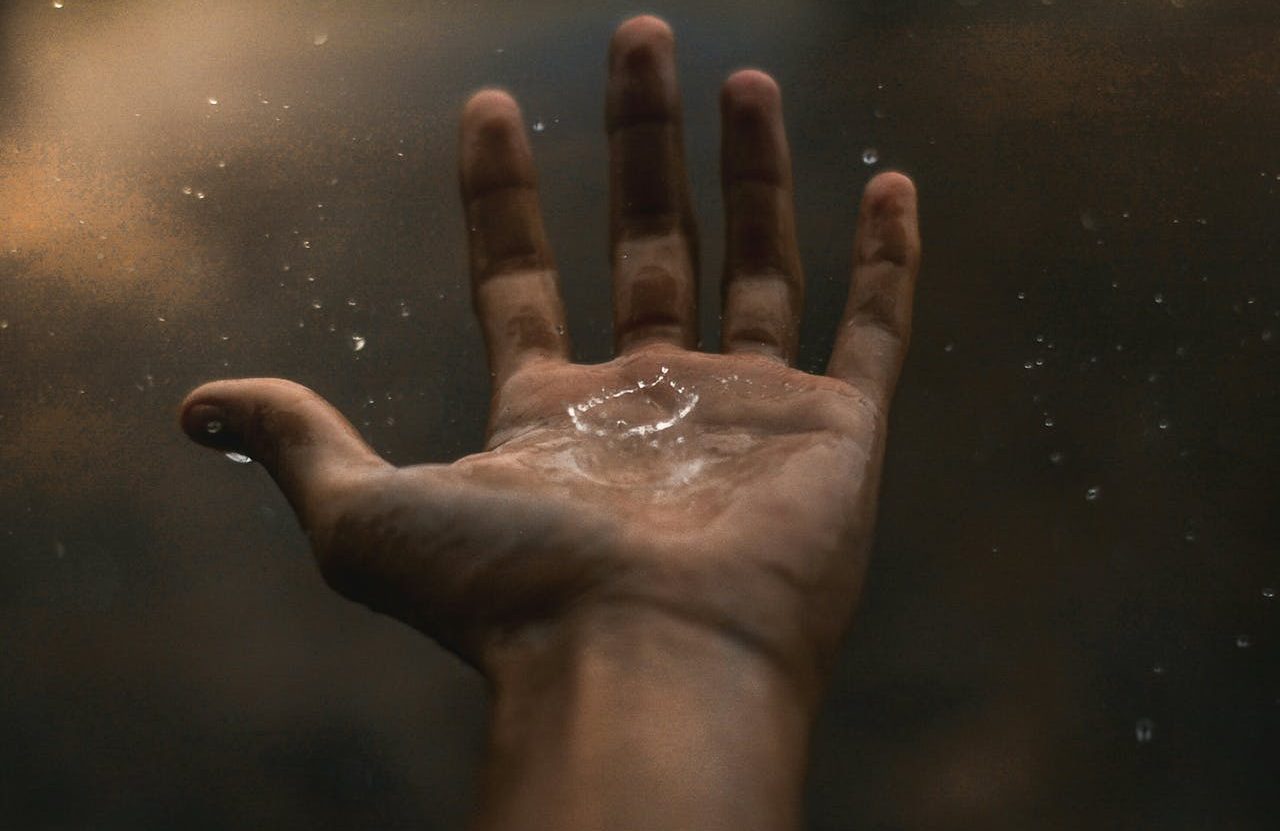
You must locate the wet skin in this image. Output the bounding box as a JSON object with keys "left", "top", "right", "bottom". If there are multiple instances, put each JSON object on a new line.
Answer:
{"left": 180, "top": 14, "right": 920, "bottom": 830}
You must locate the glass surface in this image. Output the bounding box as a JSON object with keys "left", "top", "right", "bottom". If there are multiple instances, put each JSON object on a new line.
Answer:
{"left": 1, "top": 1, "right": 1276, "bottom": 828}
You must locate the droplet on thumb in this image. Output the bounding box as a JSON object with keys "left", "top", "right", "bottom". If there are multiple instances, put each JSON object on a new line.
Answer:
{"left": 182, "top": 402, "right": 236, "bottom": 448}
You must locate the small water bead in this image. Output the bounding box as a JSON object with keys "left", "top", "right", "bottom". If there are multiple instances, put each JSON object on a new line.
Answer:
{"left": 351, "top": 335, "right": 366, "bottom": 351}
{"left": 207, "top": 97, "right": 219, "bottom": 106}
{"left": 1043, "top": 416, "right": 1055, "bottom": 427}
{"left": 195, "top": 191, "right": 206, "bottom": 200}
{"left": 944, "top": 342, "right": 954, "bottom": 352}
{"left": 1049, "top": 451, "right": 1064, "bottom": 464}
{"left": 181, "top": 185, "right": 193, "bottom": 196}
{"left": 205, "top": 420, "right": 223, "bottom": 434}
{"left": 1135, "top": 718, "right": 1154, "bottom": 743}
{"left": 531, "top": 120, "right": 546, "bottom": 133}
{"left": 1236, "top": 634, "right": 1252, "bottom": 648}
{"left": 861, "top": 148, "right": 879, "bottom": 165}
{"left": 302, "top": 240, "right": 312, "bottom": 249}
{"left": 1085, "top": 486, "right": 1101, "bottom": 501}
{"left": 1158, "top": 418, "right": 1170, "bottom": 430}
{"left": 399, "top": 305, "right": 411, "bottom": 318}
{"left": 224, "top": 451, "right": 252, "bottom": 464}
{"left": 52, "top": 1, "right": 64, "bottom": 8}
{"left": 313, "top": 32, "right": 329, "bottom": 46}
{"left": 1262, "top": 587, "right": 1275, "bottom": 599}
{"left": 1152, "top": 663, "right": 1166, "bottom": 675}
{"left": 1017, "top": 291, "right": 1026, "bottom": 300}
{"left": 1154, "top": 293, "right": 1164, "bottom": 304}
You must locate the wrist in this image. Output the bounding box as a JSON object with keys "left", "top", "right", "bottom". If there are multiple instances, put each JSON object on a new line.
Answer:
{"left": 471, "top": 602, "right": 818, "bottom": 831}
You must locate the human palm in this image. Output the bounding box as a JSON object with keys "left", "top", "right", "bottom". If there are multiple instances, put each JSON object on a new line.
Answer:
{"left": 180, "top": 16, "right": 920, "bottom": 699}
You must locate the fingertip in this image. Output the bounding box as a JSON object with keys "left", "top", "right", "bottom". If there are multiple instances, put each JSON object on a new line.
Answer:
{"left": 865, "top": 170, "right": 918, "bottom": 212}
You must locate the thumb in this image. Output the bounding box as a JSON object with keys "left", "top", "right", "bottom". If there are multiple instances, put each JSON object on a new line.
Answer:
{"left": 178, "top": 378, "right": 388, "bottom": 527}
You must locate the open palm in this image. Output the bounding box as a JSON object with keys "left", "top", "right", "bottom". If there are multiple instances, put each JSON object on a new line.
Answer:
{"left": 179, "top": 16, "right": 921, "bottom": 698}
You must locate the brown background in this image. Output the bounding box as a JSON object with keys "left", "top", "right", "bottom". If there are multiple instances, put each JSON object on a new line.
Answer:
{"left": 1, "top": 1, "right": 1276, "bottom": 828}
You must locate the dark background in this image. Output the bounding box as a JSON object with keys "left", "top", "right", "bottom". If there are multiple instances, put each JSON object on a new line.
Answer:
{"left": 1, "top": 1, "right": 1277, "bottom": 828}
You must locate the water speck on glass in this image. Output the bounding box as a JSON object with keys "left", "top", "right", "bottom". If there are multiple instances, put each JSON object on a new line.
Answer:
{"left": 205, "top": 420, "right": 223, "bottom": 434}
{"left": 1134, "top": 718, "right": 1154, "bottom": 743}
{"left": 1154, "top": 292, "right": 1164, "bottom": 304}
{"left": 943, "top": 342, "right": 955, "bottom": 352}
{"left": 861, "top": 147, "right": 879, "bottom": 165}
{"left": 310, "top": 299, "right": 322, "bottom": 310}
{"left": 1023, "top": 360, "right": 1034, "bottom": 370}
{"left": 1034, "top": 357, "right": 1044, "bottom": 367}
{"left": 302, "top": 240, "right": 312, "bottom": 249}
{"left": 1183, "top": 530, "right": 1196, "bottom": 543}
{"left": 1043, "top": 415, "right": 1055, "bottom": 428}
{"left": 1262, "top": 587, "right": 1275, "bottom": 599}
{"left": 195, "top": 191, "right": 206, "bottom": 200}
{"left": 531, "top": 120, "right": 546, "bottom": 133}
{"left": 399, "top": 304, "right": 411, "bottom": 318}
{"left": 217, "top": 159, "right": 227, "bottom": 169}
{"left": 1235, "top": 634, "right": 1252, "bottom": 649}
{"left": 1152, "top": 663, "right": 1166, "bottom": 675}
{"left": 351, "top": 335, "right": 366, "bottom": 352}
{"left": 52, "top": 1, "right": 64, "bottom": 8}
{"left": 346, "top": 297, "right": 358, "bottom": 308}
{"left": 556, "top": 324, "right": 566, "bottom": 335}
{"left": 1017, "top": 291, "right": 1026, "bottom": 300}
{"left": 207, "top": 97, "right": 219, "bottom": 106}
{"left": 313, "top": 32, "right": 329, "bottom": 46}
{"left": 1157, "top": 418, "right": 1170, "bottom": 430}
{"left": 225, "top": 451, "right": 252, "bottom": 464}
{"left": 873, "top": 106, "right": 887, "bottom": 119}
{"left": 1085, "top": 486, "right": 1101, "bottom": 502}
{"left": 181, "top": 185, "right": 193, "bottom": 196}
{"left": 1049, "top": 451, "right": 1064, "bottom": 464}
{"left": 0, "top": 320, "right": 8, "bottom": 330}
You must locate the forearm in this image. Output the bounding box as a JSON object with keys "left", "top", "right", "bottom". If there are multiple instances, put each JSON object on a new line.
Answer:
{"left": 470, "top": 604, "right": 817, "bottom": 831}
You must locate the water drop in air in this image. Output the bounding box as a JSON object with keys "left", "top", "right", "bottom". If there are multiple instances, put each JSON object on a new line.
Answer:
{"left": 532, "top": 120, "right": 546, "bottom": 133}
{"left": 351, "top": 335, "right": 366, "bottom": 351}
{"left": 225, "top": 451, "right": 252, "bottom": 464}
{"left": 861, "top": 147, "right": 879, "bottom": 165}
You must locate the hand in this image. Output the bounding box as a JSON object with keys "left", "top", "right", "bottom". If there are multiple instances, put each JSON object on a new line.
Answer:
{"left": 179, "top": 15, "right": 920, "bottom": 709}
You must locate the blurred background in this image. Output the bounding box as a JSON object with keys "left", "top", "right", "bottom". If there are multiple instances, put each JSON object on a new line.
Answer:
{"left": 1, "top": 0, "right": 1277, "bottom": 828}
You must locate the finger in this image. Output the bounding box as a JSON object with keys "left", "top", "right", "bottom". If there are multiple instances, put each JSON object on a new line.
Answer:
{"left": 718, "top": 69, "right": 804, "bottom": 364}
{"left": 459, "top": 88, "right": 571, "bottom": 390}
{"left": 825, "top": 172, "right": 921, "bottom": 411}
{"left": 606, "top": 14, "right": 700, "bottom": 355}
{"left": 178, "top": 378, "right": 389, "bottom": 530}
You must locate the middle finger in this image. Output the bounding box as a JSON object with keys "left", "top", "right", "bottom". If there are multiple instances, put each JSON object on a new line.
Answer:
{"left": 606, "top": 15, "right": 700, "bottom": 356}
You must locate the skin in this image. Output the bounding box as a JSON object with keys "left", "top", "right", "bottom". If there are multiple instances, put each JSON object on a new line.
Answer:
{"left": 179, "top": 15, "right": 920, "bottom": 831}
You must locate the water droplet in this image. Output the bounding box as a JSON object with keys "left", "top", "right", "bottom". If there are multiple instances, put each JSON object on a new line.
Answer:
{"left": 1158, "top": 418, "right": 1170, "bottom": 430}
{"left": 1049, "top": 451, "right": 1064, "bottom": 464}
{"left": 1023, "top": 360, "right": 1034, "bottom": 370}
{"left": 1183, "top": 530, "right": 1197, "bottom": 542}
{"left": 1262, "top": 329, "right": 1273, "bottom": 342}
{"left": 313, "top": 32, "right": 329, "bottom": 46}
{"left": 181, "top": 185, "right": 193, "bottom": 196}
{"left": 346, "top": 298, "right": 358, "bottom": 308}
{"left": 195, "top": 191, "right": 206, "bottom": 200}
{"left": 205, "top": 420, "right": 223, "bottom": 434}
{"left": 217, "top": 159, "right": 227, "bottom": 169}
{"left": 302, "top": 240, "right": 311, "bottom": 249}
{"left": 0, "top": 320, "right": 8, "bottom": 330}
{"left": 1154, "top": 292, "right": 1164, "bottom": 304}
{"left": 351, "top": 335, "right": 366, "bottom": 351}
{"left": 943, "top": 342, "right": 954, "bottom": 352}
{"left": 861, "top": 147, "right": 879, "bottom": 165}
{"left": 207, "top": 97, "right": 219, "bottom": 106}
{"left": 1017, "top": 291, "right": 1026, "bottom": 300}
{"left": 1135, "top": 718, "right": 1154, "bottom": 743}
{"left": 1085, "top": 486, "right": 1101, "bottom": 501}
{"left": 1236, "top": 634, "right": 1251, "bottom": 648}
{"left": 399, "top": 305, "right": 411, "bottom": 318}
{"left": 532, "top": 120, "right": 546, "bottom": 133}
{"left": 1262, "top": 587, "right": 1275, "bottom": 599}
{"left": 224, "top": 451, "right": 252, "bottom": 464}
{"left": 52, "top": 0, "right": 64, "bottom": 8}
{"left": 310, "top": 299, "right": 322, "bottom": 310}
{"left": 1152, "top": 663, "right": 1166, "bottom": 675}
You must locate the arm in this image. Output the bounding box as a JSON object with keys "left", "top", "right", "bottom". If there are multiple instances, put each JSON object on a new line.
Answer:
{"left": 178, "top": 14, "right": 920, "bottom": 831}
